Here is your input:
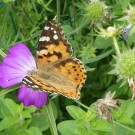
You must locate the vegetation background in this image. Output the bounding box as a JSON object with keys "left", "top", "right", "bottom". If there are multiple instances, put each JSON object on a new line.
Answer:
{"left": 1, "top": 0, "right": 135, "bottom": 135}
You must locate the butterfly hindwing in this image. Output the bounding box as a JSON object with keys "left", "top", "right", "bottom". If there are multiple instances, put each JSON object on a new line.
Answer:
{"left": 55, "top": 58, "right": 87, "bottom": 91}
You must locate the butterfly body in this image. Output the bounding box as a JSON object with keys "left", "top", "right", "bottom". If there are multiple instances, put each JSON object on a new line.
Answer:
{"left": 22, "top": 20, "right": 87, "bottom": 99}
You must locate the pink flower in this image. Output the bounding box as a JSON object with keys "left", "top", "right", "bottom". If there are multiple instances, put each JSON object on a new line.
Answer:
{"left": 0, "top": 43, "right": 47, "bottom": 108}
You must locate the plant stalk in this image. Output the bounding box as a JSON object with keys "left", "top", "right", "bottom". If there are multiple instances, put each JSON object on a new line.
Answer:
{"left": 43, "top": 101, "right": 58, "bottom": 135}
{"left": 57, "top": 0, "right": 60, "bottom": 22}
{"left": 112, "top": 36, "right": 120, "bottom": 54}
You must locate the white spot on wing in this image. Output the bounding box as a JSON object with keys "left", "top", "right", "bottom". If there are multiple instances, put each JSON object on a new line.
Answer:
{"left": 39, "top": 49, "right": 48, "bottom": 55}
{"left": 39, "top": 36, "right": 50, "bottom": 42}
{"left": 51, "top": 27, "right": 54, "bottom": 30}
{"left": 53, "top": 35, "right": 58, "bottom": 40}
{"left": 54, "top": 30, "right": 56, "bottom": 34}
{"left": 44, "top": 26, "right": 49, "bottom": 30}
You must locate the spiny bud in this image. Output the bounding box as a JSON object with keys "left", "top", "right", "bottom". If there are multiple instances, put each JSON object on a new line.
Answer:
{"left": 114, "top": 49, "right": 135, "bottom": 80}
{"left": 85, "top": 1, "right": 104, "bottom": 20}
{"left": 78, "top": 0, "right": 109, "bottom": 24}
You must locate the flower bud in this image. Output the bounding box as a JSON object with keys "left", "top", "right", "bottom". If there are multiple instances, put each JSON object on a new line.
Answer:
{"left": 114, "top": 50, "right": 135, "bottom": 80}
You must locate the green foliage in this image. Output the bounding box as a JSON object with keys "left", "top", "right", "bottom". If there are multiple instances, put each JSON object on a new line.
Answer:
{"left": 1, "top": 0, "right": 135, "bottom": 135}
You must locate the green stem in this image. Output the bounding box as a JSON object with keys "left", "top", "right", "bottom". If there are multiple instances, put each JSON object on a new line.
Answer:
{"left": 112, "top": 36, "right": 120, "bottom": 54}
{"left": 57, "top": 0, "right": 60, "bottom": 22}
{"left": 74, "top": 100, "right": 89, "bottom": 110}
{"left": 113, "top": 120, "right": 135, "bottom": 133}
{"left": 0, "top": 49, "right": 6, "bottom": 58}
{"left": 43, "top": 101, "right": 58, "bottom": 135}
{"left": 0, "top": 84, "right": 20, "bottom": 97}
{"left": 111, "top": 119, "right": 116, "bottom": 135}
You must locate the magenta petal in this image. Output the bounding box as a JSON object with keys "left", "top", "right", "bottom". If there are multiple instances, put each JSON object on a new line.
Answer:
{"left": 18, "top": 85, "right": 48, "bottom": 108}
{"left": 0, "top": 64, "right": 23, "bottom": 88}
{"left": 8, "top": 43, "right": 36, "bottom": 69}
{"left": 0, "top": 43, "right": 36, "bottom": 88}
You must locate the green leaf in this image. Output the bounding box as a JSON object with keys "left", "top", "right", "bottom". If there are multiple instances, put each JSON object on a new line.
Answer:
{"left": 24, "top": 106, "right": 36, "bottom": 113}
{"left": 66, "top": 105, "right": 86, "bottom": 120}
{"left": 29, "top": 114, "right": 49, "bottom": 131}
{"left": 22, "top": 110, "right": 32, "bottom": 119}
{"left": 57, "top": 120, "right": 78, "bottom": 135}
{"left": 118, "top": 0, "right": 131, "bottom": 8}
{"left": 114, "top": 121, "right": 135, "bottom": 134}
{"left": 91, "top": 118, "right": 112, "bottom": 131}
{"left": 0, "top": 84, "right": 20, "bottom": 98}
{"left": 0, "top": 116, "right": 19, "bottom": 131}
{"left": 94, "top": 37, "right": 113, "bottom": 49}
{"left": 115, "top": 124, "right": 131, "bottom": 135}
{"left": 63, "top": 25, "right": 74, "bottom": 36}
{"left": 0, "top": 98, "right": 21, "bottom": 117}
{"left": 113, "top": 100, "right": 135, "bottom": 125}
{"left": 84, "top": 49, "right": 114, "bottom": 64}
{"left": 25, "top": 127, "right": 43, "bottom": 135}
{"left": 86, "top": 108, "right": 97, "bottom": 121}
{"left": 106, "top": 83, "right": 130, "bottom": 97}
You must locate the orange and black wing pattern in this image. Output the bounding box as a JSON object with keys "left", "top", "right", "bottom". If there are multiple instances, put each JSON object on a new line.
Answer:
{"left": 22, "top": 20, "right": 87, "bottom": 99}
{"left": 37, "top": 20, "right": 72, "bottom": 68}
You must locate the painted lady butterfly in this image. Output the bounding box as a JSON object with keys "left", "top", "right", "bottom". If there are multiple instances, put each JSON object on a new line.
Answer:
{"left": 22, "top": 20, "right": 87, "bottom": 99}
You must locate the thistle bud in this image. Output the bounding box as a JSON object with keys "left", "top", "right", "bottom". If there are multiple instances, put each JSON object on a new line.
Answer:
{"left": 114, "top": 50, "right": 135, "bottom": 80}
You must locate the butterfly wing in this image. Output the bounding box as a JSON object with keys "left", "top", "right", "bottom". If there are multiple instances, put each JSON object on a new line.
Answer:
{"left": 23, "top": 58, "right": 86, "bottom": 99}
{"left": 37, "top": 20, "right": 72, "bottom": 69}
{"left": 53, "top": 57, "right": 87, "bottom": 98}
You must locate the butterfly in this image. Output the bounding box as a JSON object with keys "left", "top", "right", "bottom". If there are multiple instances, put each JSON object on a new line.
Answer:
{"left": 22, "top": 20, "right": 87, "bottom": 99}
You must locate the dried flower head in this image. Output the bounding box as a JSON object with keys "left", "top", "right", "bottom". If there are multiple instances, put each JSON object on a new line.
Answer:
{"left": 95, "top": 92, "right": 118, "bottom": 120}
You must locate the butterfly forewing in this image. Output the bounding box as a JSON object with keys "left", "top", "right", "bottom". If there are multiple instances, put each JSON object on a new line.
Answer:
{"left": 37, "top": 20, "right": 72, "bottom": 69}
